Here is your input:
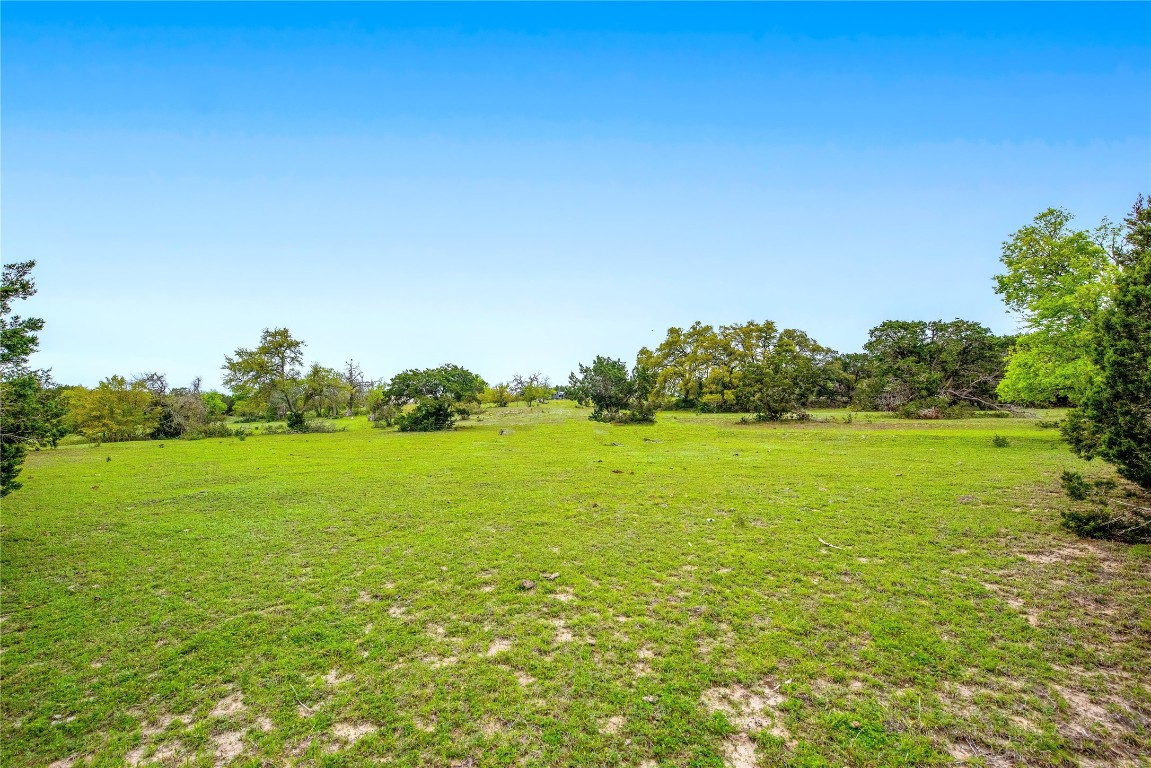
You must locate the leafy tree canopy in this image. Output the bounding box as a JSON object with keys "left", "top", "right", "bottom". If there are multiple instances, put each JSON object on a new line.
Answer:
{"left": 1, "top": 261, "right": 63, "bottom": 496}
{"left": 994, "top": 208, "right": 1125, "bottom": 404}
{"left": 1064, "top": 195, "right": 1151, "bottom": 491}
{"left": 222, "top": 328, "right": 307, "bottom": 417}
{"left": 860, "top": 319, "right": 1009, "bottom": 414}
{"left": 386, "top": 364, "right": 487, "bottom": 431}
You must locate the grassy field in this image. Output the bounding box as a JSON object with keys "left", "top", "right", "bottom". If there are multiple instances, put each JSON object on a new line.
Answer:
{"left": 2, "top": 403, "right": 1149, "bottom": 768}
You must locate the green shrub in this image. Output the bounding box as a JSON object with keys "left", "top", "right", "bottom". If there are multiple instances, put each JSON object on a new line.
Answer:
{"left": 1059, "top": 470, "right": 1149, "bottom": 543}
{"left": 972, "top": 410, "right": 1013, "bottom": 419}
{"left": 992, "top": 435, "right": 1010, "bottom": 448}
{"left": 397, "top": 400, "right": 455, "bottom": 432}
{"left": 185, "top": 423, "right": 237, "bottom": 439}
{"left": 285, "top": 411, "right": 307, "bottom": 431}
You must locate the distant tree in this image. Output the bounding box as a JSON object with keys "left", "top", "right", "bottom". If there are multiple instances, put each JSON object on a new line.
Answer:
{"left": 222, "top": 328, "right": 308, "bottom": 428}
{"left": 0, "top": 261, "right": 63, "bottom": 495}
{"left": 994, "top": 208, "right": 1127, "bottom": 405}
{"left": 201, "top": 390, "right": 229, "bottom": 421}
{"left": 567, "top": 356, "right": 654, "bottom": 423}
{"left": 636, "top": 321, "right": 719, "bottom": 407}
{"left": 511, "top": 372, "right": 551, "bottom": 407}
{"left": 735, "top": 329, "right": 837, "bottom": 420}
{"left": 302, "top": 363, "right": 345, "bottom": 418}
{"left": 341, "top": 360, "right": 368, "bottom": 416}
{"left": 637, "top": 320, "right": 844, "bottom": 413}
{"left": 135, "top": 374, "right": 217, "bottom": 438}
{"left": 861, "top": 319, "right": 1010, "bottom": 415}
{"left": 386, "top": 364, "right": 487, "bottom": 431}
{"left": 1064, "top": 196, "right": 1151, "bottom": 491}
{"left": 365, "top": 385, "right": 400, "bottom": 426}
{"left": 66, "top": 376, "right": 160, "bottom": 442}
{"left": 483, "top": 383, "right": 512, "bottom": 407}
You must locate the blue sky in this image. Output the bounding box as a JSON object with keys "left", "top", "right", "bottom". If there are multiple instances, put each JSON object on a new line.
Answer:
{"left": 4, "top": 2, "right": 1148, "bottom": 389}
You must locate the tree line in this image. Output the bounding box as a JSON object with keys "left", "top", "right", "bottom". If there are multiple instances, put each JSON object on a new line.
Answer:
{"left": 2, "top": 195, "right": 1147, "bottom": 519}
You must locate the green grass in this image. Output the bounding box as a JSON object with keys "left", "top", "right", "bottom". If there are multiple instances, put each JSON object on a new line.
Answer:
{"left": 3, "top": 403, "right": 1149, "bottom": 767}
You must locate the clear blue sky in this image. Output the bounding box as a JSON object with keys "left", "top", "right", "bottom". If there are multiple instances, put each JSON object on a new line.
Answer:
{"left": 4, "top": 2, "right": 1148, "bottom": 389}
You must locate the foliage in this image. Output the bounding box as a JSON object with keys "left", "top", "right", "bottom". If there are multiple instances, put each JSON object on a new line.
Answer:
{"left": 638, "top": 320, "right": 847, "bottom": 414}
{"left": 222, "top": 328, "right": 308, "bottom": 420}
{"left": 1059, "top": 470, "right": 1150, "bottom": 543}
{"left": 995, "top": 208, "right": 1126, "bottom": 405}
{"left": 302, "top": 363, "right": 346, "bottom": 418}
{"left": 483, "top": 383, "right": 512, "bottom": 407}
{"left": 386, "top": 364, "right": 487, "bottom": 432}
{"left": 64, "top": 376, "right": 160, "bottom": 442}
{"left": 567, "top": 356, "right": 654, "bottom": 423}
{"left": 0, "top": 261, "right": 63, "bottom": 495}
{"left": 1063, "top": 196, "right": 1151, "bottom": 491}
{"left": 396, "top": 399, "right": 456, "bottom": 432}
{"left": 860, "top": 319, "right": 1010, "bottom": 414}
{"left": 201, "top": 391, "right": 229, "bottom": 421}
{"left": 511, "top": 372, "right": 551, "bottom": 407}
{"left": 366, "top": 385, "right": 400, "bottom": 426}
{"left": 735, "top": 329, "right": 838, "bottom": 420}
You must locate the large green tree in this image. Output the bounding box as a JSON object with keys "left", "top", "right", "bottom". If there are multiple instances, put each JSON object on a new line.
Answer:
{"left": 386, "top": 364, "right": 487, "bottom": 431}
{"left": 860, "top": 319, "right": 1010, "bottom": 414}
{"left": 1, "top": 261, "right": 63, "bottom": 496}
{"left": 222, "top": 328, "right": 308, "bottom": 427}
{"left": 567, "top": 356, "right": 654, "bottom": 423}
{"left": 64, "top": 376, "right": 161, "bottom": 442}
{"left": 637, "top": 319, "right": 843, "bottom": 413}
{"left": 736, "top": 329, "right": 839, "bottom": 420}
{"left": 994, "top": 208, "right": 1126, "bottom": 404}
{"left": 1064, "top": 196, "right": 1151, "bottom": 490}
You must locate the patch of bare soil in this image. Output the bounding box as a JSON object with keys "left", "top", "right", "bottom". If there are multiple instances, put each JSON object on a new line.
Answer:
{"left": 551, "top": 619, "right": 573, "bottom": 643}
{"left": 486, "top": 639, "right": 511, "bottom": 657}
{"left": 210, "top": 693, "right": 245, "bottom": 719}
{"left": 323, "top": 669, "right": 352, "bottom": 686}
{"left": 330, "top": 721, "right": 377, "bottom": 748}
{"left": 211, "top": 730, "right": 246, "bottom": 765}
{"left": 480, "top": 717, "right": 504, "bottom": 737}
{"left": 720, "top": 733, "right": 759, "bottom": 768}
{"left": 601, "top": 715, "right": 625, "bottom": 735}
{"left": 702, "top": 679, "right": 793, "bottom": 766}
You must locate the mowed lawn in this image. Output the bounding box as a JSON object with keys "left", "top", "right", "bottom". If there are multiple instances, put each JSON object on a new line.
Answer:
{"left": 2, "top": 404, "right": 1149, "bottom": 768}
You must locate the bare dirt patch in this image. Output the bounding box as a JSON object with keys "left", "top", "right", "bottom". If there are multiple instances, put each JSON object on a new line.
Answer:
{"left": 702, "top": 679, "right": 793, "bottom": 751}
{"left": 481, "top": 717, "right": 504, "bottom": 737}
{"left": 720, "top": 733, "right": 758, "bottom": 768}
{"left": 211, "top": 730, "right": 245, "bottom": 765}
{"left": 486, "top": 639, "right": 511, "bottom": 657}
{"left": 1019, "top": 542, "right": 1097, "bottom": 565}
{"left": 210, "top": 693, "right": 245, "bottom": 719}
{"left": 323, "top": 669, "right": 352, "bottom": 686}
{"left": 331, "top": 721, "right": 377, "bottom": 745}
{"left": 551, "top": 619, "right": 573, "bottom": 643}
{"left": 601, "top": 715, "right": 625, "bottom": 735}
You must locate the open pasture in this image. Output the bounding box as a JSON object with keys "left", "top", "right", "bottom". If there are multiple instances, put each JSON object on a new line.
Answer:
{"left": 2, "top": 404, "right": 1148, "bottom": 767}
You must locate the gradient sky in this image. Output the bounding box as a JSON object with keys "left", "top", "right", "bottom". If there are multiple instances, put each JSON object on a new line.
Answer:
{"left": 3, "top": 2, "right": 1149, "bottom": 390}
